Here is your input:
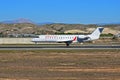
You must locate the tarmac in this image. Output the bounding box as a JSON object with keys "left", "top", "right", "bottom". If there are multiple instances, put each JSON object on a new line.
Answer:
{"left": 0, "top": 44, "right": 119, "bottom": 50}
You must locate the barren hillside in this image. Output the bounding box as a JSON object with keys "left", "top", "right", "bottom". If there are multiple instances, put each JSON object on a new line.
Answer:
{"left": 0, "top": 23, "right": 119, "bottom": 37}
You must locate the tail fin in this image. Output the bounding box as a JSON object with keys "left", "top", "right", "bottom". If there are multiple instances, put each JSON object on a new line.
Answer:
{"left": 89, "top": 27, "right": 104, "bottom": 40}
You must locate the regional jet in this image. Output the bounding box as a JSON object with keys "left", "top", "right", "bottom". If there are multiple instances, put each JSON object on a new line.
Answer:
{"left": 32, "top": 27, "right": 104, "bottom": 46}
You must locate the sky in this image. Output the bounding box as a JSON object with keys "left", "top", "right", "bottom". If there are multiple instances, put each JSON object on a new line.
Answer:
{"left": 0, "top": 0, "right": 120, "bottom": 24}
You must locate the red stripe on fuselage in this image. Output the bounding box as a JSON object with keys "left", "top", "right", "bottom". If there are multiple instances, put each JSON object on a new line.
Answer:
{"left": 73, "top": 36, "right": 77, "bottom": 41}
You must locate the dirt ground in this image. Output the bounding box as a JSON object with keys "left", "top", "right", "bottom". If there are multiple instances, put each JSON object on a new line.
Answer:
{"left": 0, "top": 50, "right": 120, "bottom": 80}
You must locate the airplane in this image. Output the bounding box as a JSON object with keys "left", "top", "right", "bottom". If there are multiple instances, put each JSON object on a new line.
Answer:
{"left": 32, "top": 27, "right": 104, "bottom": 46}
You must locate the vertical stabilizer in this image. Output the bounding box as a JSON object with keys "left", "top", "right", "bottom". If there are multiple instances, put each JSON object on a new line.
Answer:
{"left": 90, "top": 27, "right": 104, "bottom": 40}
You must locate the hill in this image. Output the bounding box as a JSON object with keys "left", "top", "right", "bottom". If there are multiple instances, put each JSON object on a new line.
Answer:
{"left": 0, "top": 23, "right": 119, "bottom": 37}
{"left": 1, "top": 18, "right": 34, "bottom": 24}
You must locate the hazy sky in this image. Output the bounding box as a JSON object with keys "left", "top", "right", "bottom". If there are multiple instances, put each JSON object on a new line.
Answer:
{"left": 0, "top": 0, "right": 120, "bottom": 24}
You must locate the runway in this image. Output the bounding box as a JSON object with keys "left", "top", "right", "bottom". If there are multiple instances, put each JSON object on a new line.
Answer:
{"left": 0, "top": 45, "right": 120, "bottom": 50}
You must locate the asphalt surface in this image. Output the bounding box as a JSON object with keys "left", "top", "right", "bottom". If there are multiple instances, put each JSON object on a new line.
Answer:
{"left": 0, "top": 45, "right": 120, "bottom": 50}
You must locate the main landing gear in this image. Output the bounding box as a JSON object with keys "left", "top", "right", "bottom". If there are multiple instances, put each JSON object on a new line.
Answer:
{"left": 66, "top": 43, "right": 70, "bottom": 47}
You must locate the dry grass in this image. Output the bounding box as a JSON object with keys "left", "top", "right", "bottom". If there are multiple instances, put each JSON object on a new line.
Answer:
{"left": 0, "top": 50, "right": 120, "bottom": 80}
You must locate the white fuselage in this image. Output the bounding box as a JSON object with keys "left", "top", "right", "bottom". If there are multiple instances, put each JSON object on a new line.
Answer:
{"left": 32, "top": 27, "right": 104, "bottom": 46}
{"left": 32, "top": 35, "right": 89, "bottom": 43}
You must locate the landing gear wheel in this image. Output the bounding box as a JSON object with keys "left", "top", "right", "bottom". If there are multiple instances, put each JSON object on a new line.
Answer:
{"left": 66, "top": 43, "right": 70, "bottom": 47}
